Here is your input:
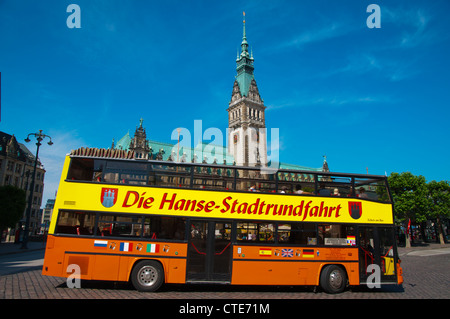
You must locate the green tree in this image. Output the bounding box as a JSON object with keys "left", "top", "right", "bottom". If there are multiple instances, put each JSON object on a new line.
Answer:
{"left": 0, "top": 185, "right": 26, "bottom": 234}
{"left": 427, "top": 180, "right": 450, "bottom": 245}
{"left": 388, "top": 172, "right": 428, "bottom": 247}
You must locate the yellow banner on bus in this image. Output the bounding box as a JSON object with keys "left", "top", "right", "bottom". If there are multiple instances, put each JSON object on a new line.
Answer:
{"left": 52, "top": 181, "right": 393, "bottom": 230}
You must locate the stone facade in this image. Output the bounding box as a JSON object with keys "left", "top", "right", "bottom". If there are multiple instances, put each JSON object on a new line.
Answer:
{"left": 0, "top": 131, "right": 45, "bottom": 240}
{"left": 227, "top": 15, "right": 267, "bottom": 168}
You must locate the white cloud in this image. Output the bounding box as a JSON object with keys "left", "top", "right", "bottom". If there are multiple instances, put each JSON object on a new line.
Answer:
{"left": 319, "top": 52, "right": 421, "bottom": 82}
{"left": 267, "top": 94, "right": 392, "bottom": 111}
{"left": 276, "top": 23, "right": 348, "bottom": 50}
{"left": 399, "top": 10, "right": 431, "bottom": 48}
{"left": 383, "top": 6, "right": 438, "bottom": 49}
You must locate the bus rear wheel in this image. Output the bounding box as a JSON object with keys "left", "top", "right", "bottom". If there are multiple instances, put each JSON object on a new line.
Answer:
{"left": 319, "top": 265, "right": 347, "bottom": 294}
{"left": 131, "top": 260, "right": 164, "bottom": 292}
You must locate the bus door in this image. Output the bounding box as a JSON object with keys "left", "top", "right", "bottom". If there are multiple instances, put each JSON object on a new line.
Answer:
{"left": 186, "top": 220, "right": 233, "bottom": 283}
{"left": 358, "top": 226, "right": 397, "bottom": 286}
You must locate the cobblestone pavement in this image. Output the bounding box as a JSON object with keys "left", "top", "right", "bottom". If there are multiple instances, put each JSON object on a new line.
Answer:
{"left": 1, "top": 248, "right": 449, "bottom": 300}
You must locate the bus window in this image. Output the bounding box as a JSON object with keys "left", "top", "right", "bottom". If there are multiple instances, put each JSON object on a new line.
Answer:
{"left": 243, "top": 178, "right": 277, "bottom": 193}
{"left": 378, "top": 227, "right": 395, "bottom": 257}
{"left": 143, "top": 216, "right": 186, "bottom": 240}
{"left": 55, "top": 210, "right": 96, "bottom": 235}
{"left": 98, "top": 213, "right": 142, "bottom": 237}
{"left": 67, "top": 158, "right": 108, "bottom": 182}
{"left": 257, "top": 179, "right": 277, "bottom": 193}
{"left": 278, "top": 223, "right": 317, "bottom": 245}
{"left": 67, "top": 158, "right": 95, "bottom": 181}
{"left": 318, "top": 224, "right": 356, "bottom": 246}
{"left": 105, "top": 161, "right": 148, "bottom": 185}
{"left": 237, "top": 222, "right": 274, "bottom": 243}
{"left": 103, "top": 172, "right": 119, "bottom": 184}
{"left": 151, "top": 164, "right": 192, "bottom": 188}
{"left": 354, "top": 177, "right": 391, "bottom": 202}
{"left": 317, "top": 175, "right": 353, "bottom": 197}
{"left": 378, "top": 227, "right": 395, "bottom": 275}
{"left": 215, "top": 222, "right": 232, "bottom": 240}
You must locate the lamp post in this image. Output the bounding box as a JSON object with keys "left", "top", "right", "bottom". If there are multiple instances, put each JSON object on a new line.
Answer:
{"left": 21, "top": 130, "right": 53, "bottom": 249}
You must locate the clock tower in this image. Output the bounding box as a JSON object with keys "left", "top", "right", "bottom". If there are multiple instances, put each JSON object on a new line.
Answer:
{"left": 227, "top": 12, "right": 267, "bottom": 167}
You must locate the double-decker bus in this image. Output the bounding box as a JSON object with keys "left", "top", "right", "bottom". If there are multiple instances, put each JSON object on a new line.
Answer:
{"left": 42, "top": 147, "right": 403, "bottom": 293}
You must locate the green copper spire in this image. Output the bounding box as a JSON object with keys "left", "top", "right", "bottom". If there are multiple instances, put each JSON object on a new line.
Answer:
{"left": 235, "top": 11, "right": 254, "bottom": 97}
{"left": 240, "top": 12, "right": 249, "bottom": 57}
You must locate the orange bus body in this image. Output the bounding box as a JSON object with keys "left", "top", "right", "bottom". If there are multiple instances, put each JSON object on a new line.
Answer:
{"left": 43, "top": 235, "right": 188, "bottom": 284}
{"left": 42, "top": 153, "right": 403, "bottom": 293}
{"left": 43, "top": 235, "right": 364, "bottom": 286}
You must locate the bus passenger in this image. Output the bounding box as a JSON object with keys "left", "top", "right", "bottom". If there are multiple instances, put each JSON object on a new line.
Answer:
{"left": 358, "top": 187, "right": 368, "bottom": 198}
{"left": 295, "top": 184, "right": 312, "bottom": 195}
{"left": 93, "top": 172, "right": 102, "bottom": 182}
{"left": 347, "top": 187, "right": 356, "bottom": 197}
{"left": 319, "top": 184, "right": 331, "bottom": 196}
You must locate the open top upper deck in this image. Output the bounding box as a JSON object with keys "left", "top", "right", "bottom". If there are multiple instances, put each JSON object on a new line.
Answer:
{"left": 65, "top": 147, "right": 392, "bottom": 204}
{"left": 46, "top": 148, "right": 395, "bottom": 234}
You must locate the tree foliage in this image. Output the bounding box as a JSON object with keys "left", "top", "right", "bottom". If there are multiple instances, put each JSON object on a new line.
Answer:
{"left": 427, "top": 180, "right": 450, "bottom": 219}
{"left": 389, "top": 172, "right": 450, "bottom": 245}
{"left": 0, "top": 185, "right": 26, "bottom": 230}
{"left": 388, "top": 172, "right": 428, "bottom": 224}
{"left": 427, "top": 180, "right": 450, "bottom": 244}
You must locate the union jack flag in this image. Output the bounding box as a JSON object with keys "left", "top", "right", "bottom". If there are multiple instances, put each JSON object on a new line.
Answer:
{"left": 281, "top": 249, "right": 293, "bottom": 257}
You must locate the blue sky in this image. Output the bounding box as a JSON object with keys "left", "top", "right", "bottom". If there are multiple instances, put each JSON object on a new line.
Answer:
{"left": 1, "top": 0, "right": 449, "bottom": 207}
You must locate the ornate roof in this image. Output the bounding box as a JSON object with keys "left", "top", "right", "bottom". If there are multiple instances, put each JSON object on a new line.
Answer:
{"left": 111, "top": 128, "right": 237, "bottom": 164}
{"left": 0, "top": 131, "right": 38, "bottom": 164}
{"left": 115, "top": 131, "right": 131, "bottom": 151}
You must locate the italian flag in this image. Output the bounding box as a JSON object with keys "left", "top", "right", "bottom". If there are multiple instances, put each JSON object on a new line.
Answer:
{"left": 147, "top": 244, "right": 160, "bottom": 253}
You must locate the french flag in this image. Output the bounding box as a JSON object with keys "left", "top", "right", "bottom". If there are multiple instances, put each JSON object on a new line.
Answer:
{"left": 94, "top": 240, "right": 108, "bottom": 249}
{"left": 120, "top": 242, "right": 133, "bottom": 252}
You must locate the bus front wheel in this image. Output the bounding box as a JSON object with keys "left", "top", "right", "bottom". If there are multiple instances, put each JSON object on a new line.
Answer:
{"left": 319, "top": 265, "right": 347, "bottom": 294}
{"left": 130, "top": 260, "right": 164, "bottom": 292}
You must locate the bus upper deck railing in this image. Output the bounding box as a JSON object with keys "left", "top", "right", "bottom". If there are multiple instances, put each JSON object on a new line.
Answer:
{"left": 65, "top": 150, "right": 392, "bottom": 203}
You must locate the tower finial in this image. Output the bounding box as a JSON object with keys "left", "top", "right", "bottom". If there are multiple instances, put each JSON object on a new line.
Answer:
{"left": 240, "top": 11, "right": 248, "bottom": 57}
{"left": 243, "top": 11, "right": 246, "bottom": 38}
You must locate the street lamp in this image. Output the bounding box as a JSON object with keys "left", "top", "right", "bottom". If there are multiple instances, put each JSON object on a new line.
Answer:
{"left": 21, "top": 130, "right": 53, "bottom": 249}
